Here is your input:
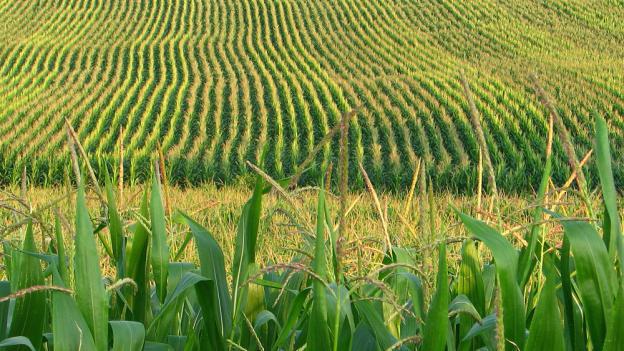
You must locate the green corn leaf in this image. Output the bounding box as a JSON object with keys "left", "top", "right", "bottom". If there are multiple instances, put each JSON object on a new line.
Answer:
{"left": 251, "top": 310, "right": 280, "bottom": 350}
{"left": 604, "top": 284, "right": 624, "bottom": 351}
{"left": 151, "top": 263, "right": 194, "bottom": 341}
{"left": 8, "top": 222, "right": 47, "bottom": 351}
{"left": 54, "top": 216, "right": 69, "bottom": 283}
{"left": 326, "top": 283, "right": 354, "bottom": 350}
{"left": 232, "top": 177, "right": 263, "bottom": 323}
{"left": 307, "top": 187, "right": 331, "bottom": 351}
{"left": 254, "top": 310, "right": 280, "bottom": 331}
{"left": 458, "top": 239, "right": 485, "bottom": 314}
{"left": 51, "top": 267, "right": 97, "bottom": 351}
{"left": 166, "top": 336, "right": 187, "bottom": 351}
{"left": 110, "top": 321, "right": 146, "bottom": 351}
{"left": 462, "top": 313, "right": 497, "bottom": 349}
{"left": 381, "top": 247, "right": 420, "bottom": 339}
{"left": 396, "top": 271, "right": 424, "bottom": 339}
{"left": 457, "top": 239, "right": 485, "bottom": 351}
{"left": 594, "top": 114, "right": 623, "bottom": 273}
{"left": 144, "top": 341, "right": 174, "bottom": 351}
{"left": 126, "top": 190, "right": 150, "bottom": 324}
{"left": 0, "top": 337, "right": 35, "bottom": 351}
{"left": 353, "top": 299, "right": 399, "bottom": 350}
{"left": 151, "top": 174, "right": 169, "bottom": 304}
{"left": 456, "top": 211, "right": 525, "bottom": 350}
{"left": 195, "top": 278, "right": 229, "bottom": 350}
{"left": 105, "top": 167, "right": 125, "bottom": 277}
{"left": 525, "top": 262, "right": 564, "bottom": 351}
{"left": 421, "top": 243, "right": 449, "bottom": 351}
{"left": 0, "top": 281, "right": 9, "bottom": 341}
{"left": 449, "top": 294, "right": 482, "bottom": 321}
{"left": 559, "top": 237, "right": 585, "bottom": 351}
{"left": 148, "top": 272, "right": 208, "bottom": 336}
{"left": 351, "top": 322, "right": 378, "bottom": 351}
{"left": 561, "top": 219, "right": 617, "bottom": 349}
{"left": 2, "top": 243, "right": 14, "bottom": 285}
{"left": 74, "top": 184, "right": 109, "bottom": 351}
{"left": 272, "top": 288, "right": 310, "bottom": 351}
{"left": 179, "top": 213, "right": 232, "bottom": 340}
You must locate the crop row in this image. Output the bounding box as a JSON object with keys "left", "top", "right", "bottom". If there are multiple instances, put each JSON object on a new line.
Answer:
{"left": 0, "top": 0, "right": 622, "bottom": 191}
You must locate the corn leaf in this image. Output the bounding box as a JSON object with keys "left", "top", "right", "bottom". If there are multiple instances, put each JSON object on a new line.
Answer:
{"left": 353, "top": 299, "right": 399, "bottom": 350}
{"left": 74, "top": 184, "right": 109, "bottom": 351}
{"left": 307, "top": 187, "right": 331, "bottom": 350}
{"left": 525, "top": 263, "right": 564, "bottom": 351}
{"left": 231, "top": 177, "right": 263, "bottom": 322}
{"left": 148, "top": 272, "right": 208, "bottom": 335}
{"left": 457, "top": 211, "right": 525, "bottom": 350}
{"left": 105, "top": 168, "right": 125, "bottom": 277}
{"left": 561, "top": 219, "right": 617, "bottom": 349}
{"left": 126, "top": 190, "right": 150, "bottom": 324}
{"left": 462, "top": 313, "right": 497, "bottom": 349}
{"left": 152, "top": 263, "right": 194, "bottom": 341}
{"left": 8, "top": 222, "right": 46, "bottom": 351}
{"left": 559, "top": 237, "right": 585, "bottom": 351}
{"left": 604, "top": 284, "right": 624, "bottom": 351}
{"left": 54, "top": 216, "right": 69, "bottom": 283}
{"left": 457, "top": 239, "right": 485, "bottom": 351}
{"left": 195, "top": 279, "right": 228, "bottom": 350}
{"left": 272, "top": 288, "right": 310, "bottom": 351}
{"left": 326, "top": 283, "right": 354, "bottom": 350}
{"left": 151, "top": 174, "right": 169, "bottom": 304}
{"left": 179, "top": 213, "right": 232, "bottom": 339}
{"left": 0, "top": 281, "right": 9, "bottom": 341}
{"left": 594, "top": 114, "right": 623, "bottom": 272}
{"left": 457, "top": 240, "right": 485, "bottom": 315}
{"left": 51, "top": 268, "right": 97, "bottom": 351}
{"left": 110, "top": 321, "right": 146, "bottom": 351}
{"left": 449, "top": 295, "right": 482, "bottom": 321}
{"left": 351, "top": 322, "right": 377, "bottom": 351}
{"left": 421, "top": 243, "right": 449, "bottom": 351}
{"left": 144, "top": 341, "right": 174, "bottom": 350}
{"left": 0, "top": 337, "right": 35, "bottom": 351}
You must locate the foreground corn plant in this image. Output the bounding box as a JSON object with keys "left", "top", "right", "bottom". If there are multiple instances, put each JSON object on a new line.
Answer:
{"left": 0, "top": 115, "right": 622, "bottom": 350}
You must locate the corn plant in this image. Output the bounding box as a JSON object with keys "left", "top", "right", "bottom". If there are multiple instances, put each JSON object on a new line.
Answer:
{"left": 0, "top": 114, "right": 622, "bottom": 351}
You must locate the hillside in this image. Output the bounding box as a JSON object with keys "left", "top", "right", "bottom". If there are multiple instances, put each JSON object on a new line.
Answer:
{"left": 0, "top": 0, "right": 623, "bottom": 190}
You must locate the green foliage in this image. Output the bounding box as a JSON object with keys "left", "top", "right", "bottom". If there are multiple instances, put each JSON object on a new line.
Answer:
{"left": 0, "top": 1, "right": 622, "bottom": 192}
{"left": 0, "top": 115, "right": 623, "bottom": 351}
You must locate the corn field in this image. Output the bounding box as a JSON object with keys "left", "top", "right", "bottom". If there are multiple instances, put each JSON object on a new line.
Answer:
{"left": 0, "top": 100, "right": 622, "bottom": 351}
{"left": 0, "top": 0, "right": 623, "bottom": 190}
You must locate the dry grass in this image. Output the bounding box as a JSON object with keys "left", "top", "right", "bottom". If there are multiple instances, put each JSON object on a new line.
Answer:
{"left": 1, "top": 183, "right": 598, "bottom": 285}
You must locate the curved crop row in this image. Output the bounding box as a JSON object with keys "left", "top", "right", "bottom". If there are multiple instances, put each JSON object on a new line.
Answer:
{"left": 0, "top": 0, "right": 622, "bottom": 191}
